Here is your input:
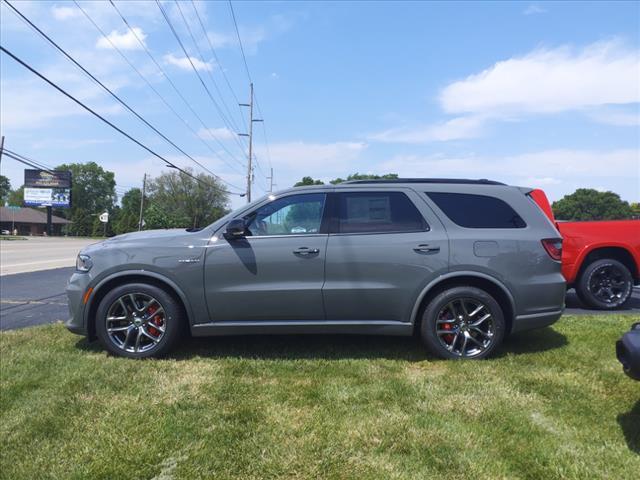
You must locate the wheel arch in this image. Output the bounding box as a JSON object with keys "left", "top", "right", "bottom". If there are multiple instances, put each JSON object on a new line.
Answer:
{"left": 576, "top": 246, "right": 639, "bottom": 283}
{"left": 85, "top": 271, "right": 193, "bottom": 340}
{"left": 411, "top": 272, "right": 516, "bottom": 334}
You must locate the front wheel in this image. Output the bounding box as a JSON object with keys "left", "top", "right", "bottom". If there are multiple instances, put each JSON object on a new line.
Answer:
{"left": 420, "top": 286, "right": 506, "bottom": 359}
{"left": 95, "top": 283, "right": 183, "bottom": 358}
{"left": 576, "top": 259, "right": 633, "bottom": 310}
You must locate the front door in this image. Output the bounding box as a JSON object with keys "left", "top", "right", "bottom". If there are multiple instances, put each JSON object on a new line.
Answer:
{"left": 204, "top": 192, "right": 329, "bottom": 321}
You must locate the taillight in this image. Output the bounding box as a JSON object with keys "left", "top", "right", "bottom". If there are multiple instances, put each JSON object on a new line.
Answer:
{"left": 541, "top": 238, "right": 562, "bottom": 261}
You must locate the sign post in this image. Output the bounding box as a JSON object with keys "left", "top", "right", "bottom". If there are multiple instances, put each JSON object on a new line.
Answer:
{"left": 99, "top": 211, "right": 109, "bottom": 238}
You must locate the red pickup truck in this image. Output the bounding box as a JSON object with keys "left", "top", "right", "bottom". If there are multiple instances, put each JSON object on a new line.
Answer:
{"left": 531, "top": 189, "right": 640, "bottom": 309}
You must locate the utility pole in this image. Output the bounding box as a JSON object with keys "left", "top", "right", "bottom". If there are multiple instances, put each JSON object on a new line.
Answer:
{"left": 138, "top": 173, "right": 146, "bottom": 231}
{"left": 0, "top": 135, "right": 5, "bottom": 167}
{"left": 267, "top": 167, "right": 275, "bottom": 193}
{"left": 239, "top": 83, "right": 262, "bottom": 203}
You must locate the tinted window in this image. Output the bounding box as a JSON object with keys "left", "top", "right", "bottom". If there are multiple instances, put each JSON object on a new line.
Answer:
{"left": 336, "top": 192, "right": 428, "bottom": 233}
{"left": 246, "top": 193, "right": 326, "bottom": 236}
{"left": 426, "top": 192, "right": 526, "bottom": 228}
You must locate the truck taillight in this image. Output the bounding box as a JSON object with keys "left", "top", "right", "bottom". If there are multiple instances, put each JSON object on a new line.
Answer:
{"left": 541, "top": 238, "right": 562, "bottom": 261}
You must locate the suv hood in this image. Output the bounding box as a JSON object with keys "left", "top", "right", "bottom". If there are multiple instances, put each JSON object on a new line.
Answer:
{"left": 105, "top": 228, "right": 194, "bottom": 243}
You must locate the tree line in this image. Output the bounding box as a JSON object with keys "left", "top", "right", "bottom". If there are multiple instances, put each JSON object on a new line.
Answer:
{"left": 0, "top": 163, "right": 230, "bottom": 236}
{"left": 0, "top": 168, "right": 638, "bottom": 237}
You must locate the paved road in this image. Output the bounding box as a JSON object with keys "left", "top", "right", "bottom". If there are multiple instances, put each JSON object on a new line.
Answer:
{"left": 1, "top": 267, "right": 638, "bottom": 331}
{"left": 1, "top": 267, "right": 73, "bottom": 330}
{"left": 0, "top": 237, "right": 97, "bottom": 276}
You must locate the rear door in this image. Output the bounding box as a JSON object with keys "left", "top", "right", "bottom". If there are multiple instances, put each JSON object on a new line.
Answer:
{"left": 322, "top": 188, "right": 449, "bottom": 322}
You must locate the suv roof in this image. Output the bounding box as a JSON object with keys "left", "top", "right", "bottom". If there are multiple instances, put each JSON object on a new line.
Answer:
{"left": 341, "top": 178, "right": 506, "bottom": 186}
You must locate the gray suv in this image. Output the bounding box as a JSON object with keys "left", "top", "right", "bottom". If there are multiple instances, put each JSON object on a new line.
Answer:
{"left": 66, "top": 179, "right": 566, "bottom": 359}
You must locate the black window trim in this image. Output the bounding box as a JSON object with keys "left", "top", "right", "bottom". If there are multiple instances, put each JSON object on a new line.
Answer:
{"left": 327, "top": 191, "right": 430, "bottom": 235}
{"left": 424, "top": 191, "right": 528, "bottom": 229}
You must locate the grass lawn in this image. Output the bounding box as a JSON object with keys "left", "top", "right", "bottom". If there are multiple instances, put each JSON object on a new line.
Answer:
{"left": 1, "top": 315, "right": 639, "bottom": 479}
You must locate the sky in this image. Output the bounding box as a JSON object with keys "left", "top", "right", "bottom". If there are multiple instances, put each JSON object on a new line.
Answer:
{"left": 1, "top": 0, "right": 639, "bottom": 210}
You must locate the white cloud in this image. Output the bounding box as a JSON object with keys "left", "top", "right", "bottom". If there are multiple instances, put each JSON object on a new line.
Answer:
{"left": 197, "top": 127, "right": 236, "bottom": 141}
{"left": 523, "top": 4, "right": 547, "bottom": 15}
{"left": 96, "top": 27, "right": 146, "bottom": 50}
{"left": 368, "top": 115, "right": 486, "bottom": 143}
{"left": 264, "top": 141, "right": 367, "bottom": 170}
{"left": 440, "top": 40, "right": 640, "bottom": 115}
{"left": 589, "top": 108, "right": 640, "bottom": 126}
{"left": 380, "top": 149, "right": 639, "bottom": 183}
{"left": 164, "top": 53, "right": 213, "bottom": 72}
{"left": 52, "top": 5, "right": 81, "bottom": 20}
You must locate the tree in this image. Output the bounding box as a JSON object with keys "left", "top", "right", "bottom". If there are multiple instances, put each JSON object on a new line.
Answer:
{"left": 294, "top": 176, "right": 324, "bottom": 187}
{"left": 552, "top": 189, "right": 634, "bottom": 221}
{"left": 631, "top": 202, "right": 640, "bottom": 219}
{"left": 114, "top": 188, "right": 143, "bottom": 234}
{"left": 330, "top": 173, "right": 398, "bottom": 184}
{"left": 55, "top": 162, "right": 117, "bottom": 236}
{"left": 7, "top": 185, "right": 23, "bottom": 206}
{"left": 145, "top": 169, "right": 229, "bottom": 229}
{"left": 0, "top": 175, "right": 10, "bottom": 205}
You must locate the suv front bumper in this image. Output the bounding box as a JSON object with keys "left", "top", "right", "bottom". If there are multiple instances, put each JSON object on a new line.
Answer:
{"left": 65, "top": 272, "right": 92, "bottom": 336}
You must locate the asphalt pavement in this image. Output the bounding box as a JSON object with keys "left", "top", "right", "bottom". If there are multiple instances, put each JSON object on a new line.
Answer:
{"left": 1, "top": 267, "right": 73, "bottom": 330}
{"left": 1, "top": 267, "right": 638, "bottom": 331}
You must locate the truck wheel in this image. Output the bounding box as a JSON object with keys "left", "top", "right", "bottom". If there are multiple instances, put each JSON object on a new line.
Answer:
{"left": 95, "top": 283, "right": 183, "bottom": 358}
{"left": 420, "top": 286, "right": 506, "bottom": 359}
{"left": 576, "top": 259, "right": 633, "bottom": 309}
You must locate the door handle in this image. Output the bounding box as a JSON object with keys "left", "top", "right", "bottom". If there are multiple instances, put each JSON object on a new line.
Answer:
{"left": 293, "top": 247, "right": 320, "bottom": 256}
{"left": 413, "top": 244, "right": 440, "bottom": 254}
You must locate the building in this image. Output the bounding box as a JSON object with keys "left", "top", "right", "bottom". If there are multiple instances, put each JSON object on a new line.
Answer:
{"left": 0, "top": 206, "right": 71, "bottom": 235}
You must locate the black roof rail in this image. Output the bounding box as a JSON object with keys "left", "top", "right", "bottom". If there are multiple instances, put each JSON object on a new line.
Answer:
{"left": 341, "top": 178, "right": 506, "bottom": 186}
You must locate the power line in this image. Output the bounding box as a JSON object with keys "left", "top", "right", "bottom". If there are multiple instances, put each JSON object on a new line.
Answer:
{"left": 4, "top": 0, "right": 244, "bottom": 194}
{"left": 228, "top": 0, "right": 252, "bottom": 84}
{"left": 2, "top": 149, "right": 56, "bottom": 173}
{"left": 71, "top": 0, "right": 246, "bottom": 183}
{"left": 172, "top": 0, "right": 248, "bottom": 158}
{"left": 107, "top": 0, "right": 246, "bottom": 175}
{"left": 189, "top": 0, "right": 249, "bottom": 135}
{"left": 228, "top": 0, "right": 273, "bottom": 185}
{"left": 3, "top": 148, "right": 56, "bottom": 172}
{"left": 0, "top": 45, "right": 243, "bottom": 197}
{"left": 155, "top": 0, "right": 245, "bottom": 165}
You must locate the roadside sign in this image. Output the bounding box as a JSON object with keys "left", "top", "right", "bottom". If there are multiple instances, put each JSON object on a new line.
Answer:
{"left": 23, "top": 169, "right": 72, "bottom": 208}
{"left": 99, "top": 212, "right": 109, "bottom": 223}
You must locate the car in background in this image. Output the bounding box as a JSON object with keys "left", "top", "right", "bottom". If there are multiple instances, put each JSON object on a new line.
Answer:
{"left": 66, "top": 178, "right": 566, "bottom": 359}
{"left": 530, "top": 190, "right": 640, "bottom": 309}
{"left": 1, "top": 229, "right": 11, "bottom": 235}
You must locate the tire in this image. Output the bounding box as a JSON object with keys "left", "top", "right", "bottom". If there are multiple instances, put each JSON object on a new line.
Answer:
{"left": 95, "top": 282, "right": 183, "bottom": 358}
{"left": 576, "top": 259, "right": 633, "bottom": 310}
{"left": 420, "top": 286, "right": 506, "bottom": 360}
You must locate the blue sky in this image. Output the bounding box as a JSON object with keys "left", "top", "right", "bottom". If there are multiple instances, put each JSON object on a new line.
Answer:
{"left": 1, "top": 0, "right": 639, "bottom": 209}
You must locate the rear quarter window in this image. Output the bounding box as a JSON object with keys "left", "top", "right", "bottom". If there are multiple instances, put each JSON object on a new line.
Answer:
{"left": 426, "top": 192, "right": 526, "bottom": 228}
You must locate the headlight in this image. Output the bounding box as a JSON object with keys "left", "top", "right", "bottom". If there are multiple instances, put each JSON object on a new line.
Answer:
{"left": 76, "top": 254, "right": 93, "bottom": 272}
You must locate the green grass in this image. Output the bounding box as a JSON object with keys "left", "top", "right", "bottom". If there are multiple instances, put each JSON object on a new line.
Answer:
{"left": 0, "top": 236, "right": 27, "bottom": 241}
{"left": 1, "top": 316, "right": 638, "bottom": 479}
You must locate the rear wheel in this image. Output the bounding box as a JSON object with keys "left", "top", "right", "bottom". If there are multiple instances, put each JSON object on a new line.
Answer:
{"left": 95, "top": 283, "right": 183, "bottom": 358}
{"left": 576, "top": 259, "right": 633, "bottom": 309}
{"left": 420, "top": 286, "right": 506, "bottom": 359}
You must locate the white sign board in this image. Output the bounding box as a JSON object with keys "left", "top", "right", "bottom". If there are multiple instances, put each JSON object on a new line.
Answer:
{"left": 99, "top": 212, "right": 109, "bottom": 223}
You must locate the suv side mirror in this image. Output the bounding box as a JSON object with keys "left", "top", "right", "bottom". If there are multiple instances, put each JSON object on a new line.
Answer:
{"left": 225, "top": 218, "right": 246, "bottom": 239}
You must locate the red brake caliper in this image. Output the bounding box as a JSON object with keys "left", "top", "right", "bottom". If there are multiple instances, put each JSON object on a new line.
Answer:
{"left": 146, "top": 305, "right": 162, "bottom": 336}
{"left": 440, "top": 312, "right": 454, "bottom": 344}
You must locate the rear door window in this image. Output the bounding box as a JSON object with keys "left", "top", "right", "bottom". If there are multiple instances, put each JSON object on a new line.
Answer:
{"left": 426, "top": 192, "right": 526, "bottom": 228}
{"left": 335, "top": 191, "right": 428, "bottom": 233}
